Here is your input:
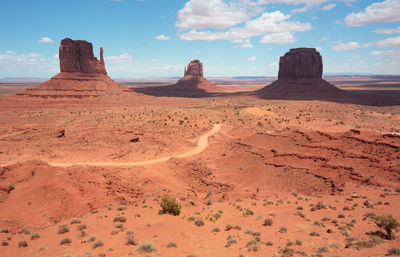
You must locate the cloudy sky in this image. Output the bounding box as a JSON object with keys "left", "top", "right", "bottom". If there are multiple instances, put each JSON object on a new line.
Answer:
{"left": 0, "top": 0, "right": 399, "bottom": 78}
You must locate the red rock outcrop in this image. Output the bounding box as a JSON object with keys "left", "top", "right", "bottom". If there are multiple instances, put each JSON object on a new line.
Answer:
{"left": 258, "top": 48, "right": 343, "bottom": 98}
{"left": 184, "top": 60, "right": 203, "bottom": 77}
{"left": 134, "top": 59, "right": 223, "bottom": 96}
{"left": 59, "top": 38, "right": 107, "bottom": 75}
{"left": 20, "top": 38, "right": 133, "bottom": 98}
{"left": 278, "top": 48, "right": 322, "bottom": 79}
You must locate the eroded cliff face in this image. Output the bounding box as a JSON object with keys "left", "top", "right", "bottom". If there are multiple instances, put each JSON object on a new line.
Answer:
{"left": 278, "top": 48, "right": 322, "bottom": 79}
{"left": 20, "top": 38, "right": 135, "bottom": 98}
{"left": 59, "top": 38, "right": 107, "bottom": 75}
{"left": 184, "top": 60, "right": 203, "bottom": 77}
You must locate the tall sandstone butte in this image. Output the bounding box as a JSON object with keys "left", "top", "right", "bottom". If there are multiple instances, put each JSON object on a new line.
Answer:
{"left": 59, "top": 38, "right": 107, "bottom": 75}
{"left": 21, "top": 38, "right": 131, "bottom": 98}
{"left": 278, "top": 48, "right": 322, "bottom": 79}
{"left": 258, "top": 47, "right": 342, "bottom": 97}
{"left": 184, "top": 60, "right": 204, "bottom": 77}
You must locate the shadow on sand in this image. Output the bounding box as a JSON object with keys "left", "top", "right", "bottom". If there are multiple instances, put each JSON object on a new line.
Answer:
{"left": 132, "top": 84, "right": 400, "bottom": 106}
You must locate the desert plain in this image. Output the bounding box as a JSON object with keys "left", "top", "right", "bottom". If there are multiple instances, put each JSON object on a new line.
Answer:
{"left": 0, "top": 72, "right": 400, "bottom": 257}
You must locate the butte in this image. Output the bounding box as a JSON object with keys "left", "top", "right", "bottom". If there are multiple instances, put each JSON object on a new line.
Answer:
{"left": 134, "top": 60, "right": 223, "bottom": 96}
{"left": 20, "top": 38, "right": 132, "bottom": 98}
{"left": 258, "top": 48, "right": 344, "bottom": 99}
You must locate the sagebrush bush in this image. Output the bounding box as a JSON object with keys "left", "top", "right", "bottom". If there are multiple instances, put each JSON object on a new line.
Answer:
{"left": 30, "top": 232, "right": 40, "bottom": 240}
{"left": 58, "top": 225, "right": 69, "bottom": 234}
{"left": 113, "top": 216, "right": 126, "bottom": 223}
{"left": 60, "top": 238, "right": 71, "bottom": 245}
{"left": 159, "top": 195, "right": 181, "bottom": 216}
{"left": 373, "top": 214, "right": 400, "bottom": 239}
{"left": 93, "top": 240, "right": 104, "bottom": 248}
{"left": 18, "top": 240, "right": 28, "bottom": 247}
{"left": 137, "top": 241, "right": 156, "bottom": 253}
{"left": 263, "top": 218, "right": 273, "bottom": 226}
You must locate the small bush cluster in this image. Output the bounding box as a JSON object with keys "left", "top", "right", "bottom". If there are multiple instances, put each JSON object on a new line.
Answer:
{"left": 137, "top": 241, "right": 156, "bottom": 253}
{"left": 159, "top": 195, "right": 181, "bottom": 216}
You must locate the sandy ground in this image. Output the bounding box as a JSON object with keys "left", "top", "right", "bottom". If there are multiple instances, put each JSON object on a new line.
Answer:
{"left": 0, "top": 84, "right": 399, "bottom": 257}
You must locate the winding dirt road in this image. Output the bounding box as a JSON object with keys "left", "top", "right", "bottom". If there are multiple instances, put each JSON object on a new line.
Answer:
{"left": 48, "top": 124, "right": 222, "bottom": 167}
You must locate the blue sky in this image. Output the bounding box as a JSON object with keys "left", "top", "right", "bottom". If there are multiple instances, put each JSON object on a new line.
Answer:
{"left": 0, "top": 0, "right": 399, "bottom": 78}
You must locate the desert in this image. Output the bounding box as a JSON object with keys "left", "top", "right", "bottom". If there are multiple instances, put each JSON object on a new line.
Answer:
{"left": 1, "top": 1, "right": 400, "bottom": 257}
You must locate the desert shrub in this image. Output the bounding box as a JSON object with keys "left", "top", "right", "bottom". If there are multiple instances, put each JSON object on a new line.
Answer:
{"left": 248, "top": 245, "right": 260, "bottom": 252}
{"left": 263, "top": 218, "right": 273, "bottom": 226}
{"left": 93, "top": 240, "right": 104, "bottom": 248}
{"left": 295, "top": 239, "right": 302, "bottom": 246}
{"left": 310, "top": 202, "right": 327, "bottom": 211}
{"left": 60, "top": 238, "right": 71, "bottom": 245}
{"left": 117, "top": 205, "right": 127, "bottom": 211}
{"left": 88, "top": 235, "right": 96, "bottom": 242}
{"left": 234, "top": 225, "right": 241, "bottom": 230}
{"left": 70, "top": 218, "right": 81, "bottom": 224}
{"left": 242, "top": 208, "right": 254, "bottom": 217}
{"left": 194, "top": 219, "right": 205, "bottom": 227}
{"left": 58, "top": 225, "right": 69, "bottom": 234}
{"left": 159, "top": 195, "right": 181, "bottom": 216}
{"left": 246, "top": 240, "right": 258, "bottom": 247}
{"left": 2, "top": 241, "right": 9, "bottom": 246}
{"left": 1, "top": 228, "right": 9, "bottom": 233}
{"left": 113, "top": 216, "right": 126, "bottom": 223}
{"left": 295, "top": 211, "right": 306, "bottom": 218}
{"left": 126, "top": 230, "right": 137, "bottom": 245}
{"left": 278, "top": 247, "right": 294, "bottom": 257}
{"left": 18, "top": 240, "right": 28, "bottom": 247}
{"left": 387, "top": 248, "right": 400, "bottom": 256}
{"left": 346, "top": 236, "right": 382, "bottom": 250}
{"left": 167, "top": 242, "right": 178, "bottom": 248}
{"left": 225, "top": 224, "right": 233, "bottom": 231}
{"left": 225, "top": 239, "right": 237, "bottom": 248}
{"left": 212, "top": 227, "right": 220, "bottom": 233}
{"left": 137, "top": 241, "right": 156, "bottom": 253}
{"left": 265, "top": 241, "right": 273, "bottom": 246}
{"left": 310, "top": 231, "right": 320, "bottom": 236}
{"left": 31, "top": 232, "right": 40, "bottom": 240}
{"left": 77, "top": 224, "right": 87, "bottom": 231}
{"left": 373, "top": 214, "right": 400, "bottom": 239}
{"left": 279, "top": 227, "right": 287, "bottom": 233}
{"left": 318, "top": 245, "right": 329, "bottom": 253}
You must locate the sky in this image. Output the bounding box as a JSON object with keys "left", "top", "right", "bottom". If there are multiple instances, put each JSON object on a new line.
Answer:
{"left": 0, "top": 0, "right": 399, "bottom": 78}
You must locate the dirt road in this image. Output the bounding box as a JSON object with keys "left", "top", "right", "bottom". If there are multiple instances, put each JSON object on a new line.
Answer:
{"left": 48, "top": 124, "right": 222, "bottom": 167}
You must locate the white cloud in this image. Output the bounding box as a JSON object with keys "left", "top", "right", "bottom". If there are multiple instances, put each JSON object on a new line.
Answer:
{"left": 269, "top": 62, "right": 278, "bottom": 66}
{"left": 316, "top": 46, "right": 323, "bottom": 51}
{"left": 38, "top": 37, "right": 54, "bottom": 43}
{"left": 320, "top": 3, "right": 336, "bottom": 10}
{"left": 0, "top": 50, "right": 57, "bottom": 77}
{"left": 155, "top": 34, "right": 171, "bottom": 40}
{"left": 176, "top": 0, "right": 259, "bottom": 30}
{"left": 257, "top": 0, "right": 330, "bottom": 13}
{"left": 54, "top": 54, "right": 59, "bottom": 59}
{"left": 260, "top": 32, "right": 297, "bottom": 44}
{"left": 236, "top": 39, "right": 253, "bottom": 48}
{"left": 371, "top": 49, "right": 400, "bottom": 56}
{"left": 376, "top": 36, "right": 400, "bottom": 48}
{"left": 344, "top": 0, "right": 400, "bottom": 26}
{"left": 178, "top": 9, "right": 311, "bottom": 43}
{"left": 332, "top": 41, "right": 368, "bottom": 51}
{"left": 248, "top": 56, "right": 257, "bottom": 61}
{"left": 373, "top": 26, "right": 400, "bottom": 34}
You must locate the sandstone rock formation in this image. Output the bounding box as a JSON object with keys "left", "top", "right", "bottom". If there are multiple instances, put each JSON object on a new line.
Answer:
{"left": 278, "top": 48, "right": 322, "bottom": 79}
{"left": 174, "top": 60, "right": 221, "bottom": 93}
{"left": 134, "top": 59, "right": 222, "bottom": 96}
{"left": 21, "top": 38, "right": 132, "bottom": 98}
{"left": 184, "top": 60, "right": 203, "bottom": 77}
{"left": 258, "top": 48, "right": 343, "bottom": 98}
{"left": 59, "top": 38, "right": 107, "bottom": 75}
